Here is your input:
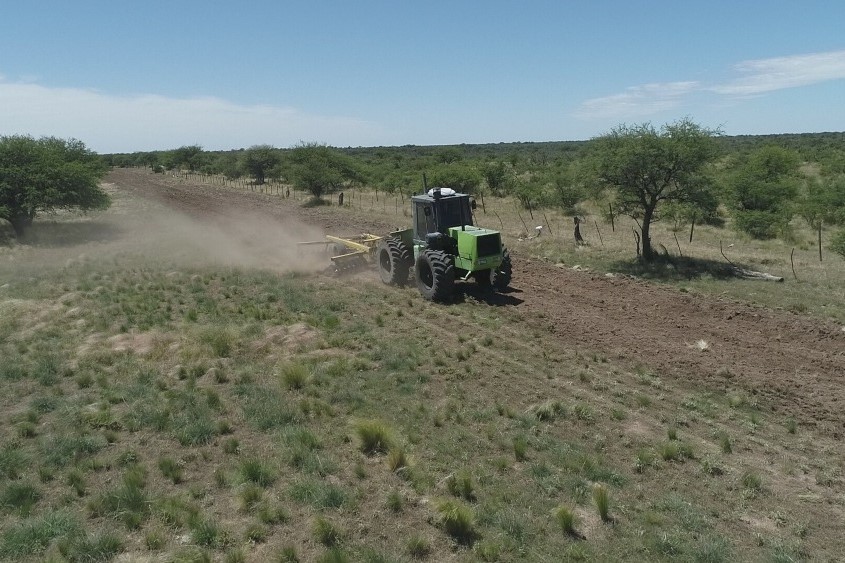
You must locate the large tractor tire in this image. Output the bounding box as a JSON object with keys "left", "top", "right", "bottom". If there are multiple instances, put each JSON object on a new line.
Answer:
{"left": 377, "top": 237, "right": 412, "bottom": 286}
{"left": 490, "top": 248, "right": 512, "bottom": 291}
{"left": 415, "top": 249, "right": 455, "bottom": 302}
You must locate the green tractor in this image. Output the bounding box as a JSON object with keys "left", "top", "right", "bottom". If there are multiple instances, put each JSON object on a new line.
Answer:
{"left": 376, "top": 187, "right": 512, "bottom": 301}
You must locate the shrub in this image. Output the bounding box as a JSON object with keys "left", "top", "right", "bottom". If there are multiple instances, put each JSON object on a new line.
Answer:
{"left": 831, "top": 228, "right": 845, "bottom": 259}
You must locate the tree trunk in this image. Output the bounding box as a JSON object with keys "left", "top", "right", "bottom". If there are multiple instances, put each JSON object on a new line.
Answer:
{"left": 9, "top": 212, "right": 34, "bottom": 237}
{"left": 641, "top": 205, "right": 656, "bottom": 261}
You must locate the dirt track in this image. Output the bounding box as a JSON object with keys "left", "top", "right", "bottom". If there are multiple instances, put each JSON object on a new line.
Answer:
{"left": 108, "top": 168, "right": 845, "bottom": 431}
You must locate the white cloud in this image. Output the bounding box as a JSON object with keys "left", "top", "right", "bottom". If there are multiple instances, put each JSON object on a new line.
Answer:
{"left": 0, "top": 79, "right": 385, "bottom": 153}
{"left": 574, "top": 81, "right": 699, "bottom": 119}
{"left": 575, "top": 49, "right": 845, "bottom": 121}
{"left": 710, "top": 49, "right": 845, "bottom": 96}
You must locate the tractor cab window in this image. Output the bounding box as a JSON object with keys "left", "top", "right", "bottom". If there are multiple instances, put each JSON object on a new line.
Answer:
{"left": 414, "top": 202, "right": 436, "bottom": 239}
{"left": 434, "top": 197, "right": 473, "bottom": 231}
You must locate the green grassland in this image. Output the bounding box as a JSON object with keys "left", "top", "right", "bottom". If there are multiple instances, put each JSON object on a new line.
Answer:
{"left": 1, "top": 245, "right": 842, "bottom": 562}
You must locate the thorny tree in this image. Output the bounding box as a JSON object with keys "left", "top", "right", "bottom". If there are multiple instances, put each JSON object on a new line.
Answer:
{"left": 589, "top": 119, "right": 720, "bottom": 261}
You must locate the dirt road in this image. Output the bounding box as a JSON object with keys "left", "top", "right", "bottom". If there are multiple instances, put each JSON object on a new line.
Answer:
{"left": 108, "top": 168, "right": 845, "bottom": 431}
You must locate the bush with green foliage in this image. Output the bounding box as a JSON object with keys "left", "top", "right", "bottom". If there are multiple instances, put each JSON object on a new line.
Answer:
{"left": 830, "top": 229, "right": 845, "bottom": 260}
{"left": 729, "top": 145, "right": 801, "bottom": 239}
{"left": 0, "top": 135, "right": 109, "bottom": 236}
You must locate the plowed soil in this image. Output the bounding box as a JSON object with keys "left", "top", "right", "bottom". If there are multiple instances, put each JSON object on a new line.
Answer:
{"left": 108, "top": 168, "right": 845, "bottom": 432}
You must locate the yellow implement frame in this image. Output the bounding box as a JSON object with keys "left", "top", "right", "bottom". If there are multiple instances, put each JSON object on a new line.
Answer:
{"left": 298, "top": 233, "right": 384, "bottom": 270}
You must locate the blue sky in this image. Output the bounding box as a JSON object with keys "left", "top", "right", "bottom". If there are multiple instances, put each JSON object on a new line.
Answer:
{"left": 1, "top": 1, "right": 844, "bottom": 153}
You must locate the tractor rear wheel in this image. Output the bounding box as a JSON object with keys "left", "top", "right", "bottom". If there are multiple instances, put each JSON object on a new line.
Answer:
{"left": 490, "top": 248, "right": 512, "bottom": 291}
{"left": 415, "top": 249, "right": 455, "bottom": 302}
{"left": 377, "top": 237, "right": 411, "bottom": 286}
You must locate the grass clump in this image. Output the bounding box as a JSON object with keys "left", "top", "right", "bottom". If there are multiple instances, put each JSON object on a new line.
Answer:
{"left": 387, "top": 446, "right": 408, "bottom": 473}
{"left": 446, "top": 470, "right": 476, "bottom": 501}
{"left": 277, "top": 545, "right": 300, "bottom": 562}
{"left": 145, "top": 528, "right": 166, "bottom": 550}
{"left": 244, "top": 523, "right": 268, "bottom": 543}
{"left": 785, "top": 417, "right": 797, "bottom": 434}
{"left": 0, "top": 510, "right": 83, "bottom": 559}
{"left": 513, "top": 435, "right": 528, "bottom": 462}
{"left": 386, "top": 490, "right": 403, "bottom": 512}
{"left": 659, "top": 441, "right": 694, "bottom": 462}
{"left": 58, "top": 532, "right": 123, "bottom": 562}
{"left": 436, "top": 499, "right": 478, "bottom": 545}
{"left": 239, "top": 484, "right": 263, "bottom": 513}
{"left": 289, "top": 479, "right": 347, "bottom": 509}
{"left": 279, "top": 361, "right": 311, "bottom": 390}
{"left": 531, "top": 400, "right": 565, "bottom": 421}
{"left": 407, "top": 535, "right": 431, "bottom": 558}
{"left": 717, "top": 431, "right": 733, "bottom": 454}
{"left": 88, "top": 469, "right": 150, "bottom": 529}
{"left": 355, "top": 419, "right": 394, "bottom": 455}
{"left": 0, "top": 482, "right": 41, "bottom": 515}
{"left": 555, "top": 505, "right": 578, "bottom": 535}
{"left": 592, "top": 483, "right": 611, "bottom": 522}
{"left": 257, "top": 501, "right": 290, "bottom": 525}
{"left": 313, "top": 515, "right": 344, "bottom": 547}
{"left": 239, "top": 458, "right": 276, "bottom": 488}
{"left": 158, "top": 457, "right": 184, "bottom": 484}
{"left": 742, "top": 471, "right": 764, "bottom": 493}
{"left": 190, "top": 517, "right": 225, "bottom": 548}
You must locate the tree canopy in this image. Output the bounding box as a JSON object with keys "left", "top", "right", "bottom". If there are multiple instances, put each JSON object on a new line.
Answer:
{"left": 288, "top": 143, "right": 363, "bottom": 200}
{"left": 0, "top": 135, "right": 110, "bottom": 237}
{"left": 588, "top": 119, "right": 721, "bottom": 261}
{"left": 241, "top": 144, "right": 281, "bottom": 185}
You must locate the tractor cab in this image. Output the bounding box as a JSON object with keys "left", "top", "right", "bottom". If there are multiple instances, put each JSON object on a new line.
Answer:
{"left": 411, "top": 187, "right": 474, "bottom": 244}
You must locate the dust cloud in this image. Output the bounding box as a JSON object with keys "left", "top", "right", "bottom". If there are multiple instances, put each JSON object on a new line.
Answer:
{"left": 0, "top": 181, "right": 330, "bottom": 279}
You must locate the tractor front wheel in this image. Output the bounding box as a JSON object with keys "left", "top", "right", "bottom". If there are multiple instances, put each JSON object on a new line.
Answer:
{"left": 415, "top": 250, "right": 455, "bottom": 302}
{"left": 490, "top": 248, "right": 512, "bottom": 291}
{"left": 377, "top": 237, "right": 412, "bottom": 286}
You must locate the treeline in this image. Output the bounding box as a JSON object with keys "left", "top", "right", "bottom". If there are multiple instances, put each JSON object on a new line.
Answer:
{"left": 101, "top": 128, "right": 845, "bottom": 260}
